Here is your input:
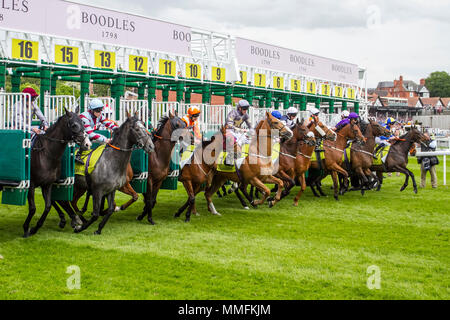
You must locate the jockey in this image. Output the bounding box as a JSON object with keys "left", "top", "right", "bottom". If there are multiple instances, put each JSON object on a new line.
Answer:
{"left": 334, "top": 112, "right": 359, "bottom": 131}
{"left": 15, "top": 88, "right": 49, "bottom": 136}
{"left": 75, "top": 99, "right": 118, "bottom": 164}
{"left": 281, "top": 107, "right": 298, "bottom": 129}
{"left": 271, "top": 110, "right": 283, "bottom": 120}
{"left": 181, "top": 106, "right": 202, "bottom": 145}
{"left": 226, "top": 99, "right": 253, "bottom": 146}
{"left": 307, "top": 107, "right": 321, "bottom": 126}
{"left": 373, "top": 117, "right": 397, "bottom": 158}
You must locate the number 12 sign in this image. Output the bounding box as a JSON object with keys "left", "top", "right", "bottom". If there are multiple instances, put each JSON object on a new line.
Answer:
{"left": 129, "top": 55, "right": 148, "bottom": 73}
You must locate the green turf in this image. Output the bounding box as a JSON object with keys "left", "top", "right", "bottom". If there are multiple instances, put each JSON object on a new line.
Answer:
{"left": 0, "top": 157, "right": 449, "bottom": 300}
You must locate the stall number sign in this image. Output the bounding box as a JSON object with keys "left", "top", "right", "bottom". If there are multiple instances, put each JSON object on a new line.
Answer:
{"left": 347, "top": 88, "right": 356, "bottom": 100}
{"left": 306, "top": 81, "right": 316, "bottom": 94}
{"left": 212, "top": 67, "right": 226, "bottom": 82}
{"left": 291, "top": 79, "right": 301, "bottom": 92}
{"left": 129, "top": 55, "right": 148, "bottom": 73}
{"left": 186, "top": 63, "right": 201, "bottom": 80}
{"left": 334, "top": 86, "right": 344, "bottom": 98}
{"left": 95, "top": 50, "right": 116, "bottom": 69}
{"left": 55, "top": 45, "right": 79, "bottom": 65}
{"left": 254, "top": 73, "right": 266, "bottom": 88}
{"left": 236, "top": 71, "right": 247, "bottom": 85}
{"left": 12, "top": 39, "right": 39, "bottom": 61}
{"left": 321, "top": 84, "right": 331, "bottom": 96}
{"left": 159, "top": 59, "right": 177, "bottom": 77}
{"left": 273, "top": 77, "right": 284, "bottom": 90}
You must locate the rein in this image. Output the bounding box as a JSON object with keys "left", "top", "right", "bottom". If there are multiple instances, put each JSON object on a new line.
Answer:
{"left": 107, "top": 143, "right": 134, "bottom": 152}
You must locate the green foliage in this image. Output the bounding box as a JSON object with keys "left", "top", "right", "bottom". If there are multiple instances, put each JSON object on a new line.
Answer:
{"left": 92, "top": 84, "right": 110, "bottom": 97}
{"left": 56, "top": 82, "right": 80, "bottom": 99}
{"left": 19, "top": 82, "right": 40, "bottom": 94}
{"left": 425, "top": 71, "right": 450, "bottom": 97}
{"left": 0, "top": 158, "right": 449, "bottom": 299}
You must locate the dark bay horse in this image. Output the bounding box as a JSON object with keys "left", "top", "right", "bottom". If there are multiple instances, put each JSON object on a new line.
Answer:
{"left": 23, "top": 109, "right": 91, "bottom": 237}
{"left": 137, "top": 112, "right": 186, "bottom": 225}
{"left": 71, "top": 114, "right": 154, "bottom": 235}
{"left": 370, "top": 127, "right": 430, "bottom": 194}
{"left": 204, "top": 112, "right": 293, "bottom": 215}
{"left": 339, "top": 120, "right": 390, "bottom": 194}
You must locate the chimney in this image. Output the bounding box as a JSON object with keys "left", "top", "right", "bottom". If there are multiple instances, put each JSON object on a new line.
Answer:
{"left": 420, "top": 78, "right": 426, "bottom": 86}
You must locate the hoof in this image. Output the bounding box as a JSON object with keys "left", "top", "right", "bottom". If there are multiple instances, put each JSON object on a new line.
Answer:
{"left": 74, "top": 225, "right": 83, "bottom": 233}
{"left": 185, "top": 218, "right": 191, "bottom": 223}
{"left": 250, "top": 201, "right": 258, "bottom": 208}
{"left": 115, "top": 206, "right": 121, "bottom": 212}
{"left": 212, "top": 212, "right": 222, "bottom": 216}
{"left": 23, "top": 232, "right": 31, "bottom": 238}
{"left": 59, "top": 221, "right": 66, "bottom": 229}
{"left": 243, "top": 206, "right": 250, "bottom": 210}
{"left": 400, "top": 186, "right": 407, "bottom": 192}
{"left": 148, "top": 219, "right": 156, "bottom": 225}
{"left": 174, "top": 213, "right": 181, "bottom": 219}
{"left": 334, "top": 196, "right": 339, "bottom": 201}
{"left": 293, "top": 202, "right": 299, "bottom": 207}
{"left": 268, "top": 201, "right": 274, "bottom": 208}
{"left": 193, "top": 212, "right": 200, "bottom": 216}
{"left": 136, "top": 214, "right": 145, "bottom": 221}
{"left": 94, "top": 230, "right": 101, "bottom": 235}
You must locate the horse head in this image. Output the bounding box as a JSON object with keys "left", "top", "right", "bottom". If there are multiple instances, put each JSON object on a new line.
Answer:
{"left": 64, "top": 108, "right": 91, "bottom": 150}
{"left": 345, "top": 121, "right": 366, "bottom": 145}
{"left": 265, "top": 112, "right": 293, "bottom": 140}
{"left": 311, "top": 119, "right": 336, "bottom": 141}
{"left": 370, "top": 119, "right": 391, "bottom": 137}
{"left": 410, "top": 127, "right": 431, "bottom": 146}
{"left": 295, "top": 118, "right": 315, "bottom": 146}
{"left": 126, "top": 113, "right": 155, "bottom": 154}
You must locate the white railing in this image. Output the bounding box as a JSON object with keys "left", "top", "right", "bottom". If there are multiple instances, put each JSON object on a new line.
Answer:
{"left": 415, "top": 150, "right": 450, "bottom": 186}
{"left": 0, "top": 92, "right": 32, "bottom": 132}
{"left": 151, "top": 101, "right": 180, "bottom": 126}
{"left": 44, "top": 95, "right": 77, "bottom": 124}
{"left": 120, "top": 99, "right": 150, "bottom": 130}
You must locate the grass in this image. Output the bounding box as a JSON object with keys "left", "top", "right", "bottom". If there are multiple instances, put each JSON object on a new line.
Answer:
{"left": 0, "top": 157, "right": 449, "bottom": 300}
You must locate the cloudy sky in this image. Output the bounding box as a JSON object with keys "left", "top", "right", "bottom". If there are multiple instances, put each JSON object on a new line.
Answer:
{"left": 73, "top": 0, "right": 449, "bottom": 87}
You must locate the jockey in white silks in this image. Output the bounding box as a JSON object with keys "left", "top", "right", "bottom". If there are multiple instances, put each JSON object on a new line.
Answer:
{"left": 225, "top": 100, "right": 254, "bottom": 146}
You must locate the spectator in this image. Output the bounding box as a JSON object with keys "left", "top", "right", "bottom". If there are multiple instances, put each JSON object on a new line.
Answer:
{"left": 418, "top": 133, "right": 439, "bottom": 188}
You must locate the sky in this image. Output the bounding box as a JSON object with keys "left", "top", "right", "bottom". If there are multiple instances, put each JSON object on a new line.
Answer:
{"left": 73, "top": 0, "right": 450, "bottom": 88}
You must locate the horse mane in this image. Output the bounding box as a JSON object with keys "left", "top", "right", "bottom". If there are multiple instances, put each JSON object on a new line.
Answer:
{"left": 43, "top": 113, "right": 68, "bottom": 136}
{"left": 155, "top": 116, "right": 170, "bottom": 136}
{"left": 335, "top": 122, "right": 349, "bottom": 133}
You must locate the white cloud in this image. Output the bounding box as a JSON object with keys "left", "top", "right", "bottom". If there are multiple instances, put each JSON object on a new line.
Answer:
{"left": 73, "top": 0, "right": 450, "bottom": 87}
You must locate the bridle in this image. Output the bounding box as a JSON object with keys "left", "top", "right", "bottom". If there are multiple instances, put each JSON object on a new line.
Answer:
{"left": 109, "top": 120, "right": 152, "bottom": 152}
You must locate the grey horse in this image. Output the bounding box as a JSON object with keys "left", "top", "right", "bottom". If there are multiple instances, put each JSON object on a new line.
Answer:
{"left": 68, "top": 113, "right": 154, "bottom": 235}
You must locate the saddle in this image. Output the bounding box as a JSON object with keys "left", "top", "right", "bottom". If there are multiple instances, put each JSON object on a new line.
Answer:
{"left": 74, "top": 145, "right": 106, "bottom": 177}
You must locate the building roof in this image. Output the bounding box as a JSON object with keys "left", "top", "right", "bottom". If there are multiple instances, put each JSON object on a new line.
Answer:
{"left": 407, "top": 97, "right": 423, "bottom": 108}
{"left": 421, "top": 97, "right": 442, "bottom": 108}
{"left": 377, "top": 81, "right": 394, "bottom": 89}
{"left": 441, "top": 98, "right": 450, "bottom": 107}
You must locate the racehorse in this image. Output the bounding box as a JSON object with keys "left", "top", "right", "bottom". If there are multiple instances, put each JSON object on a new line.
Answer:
{"left": 175, "top": 126, "right": 233, "bottom": 222}
{"left": 370, "top": 127, "right": 430, "bottom": 194}
{"left": 339, "top": 119, "right": 390, "bottom": 195}
{"left": 23, "top": 108, "right": 91, "bottom": 237}
{"left": 204, "top": 112, "right": 293, "bottom": 215}
{"left": 71, "top": 113, "right": 154, "bottom": 235}
{"left": 307, "top": 121, "right": 366, "bottom": 201}
{"left": 136, "top": 112, "right": 186, "bottom": 225}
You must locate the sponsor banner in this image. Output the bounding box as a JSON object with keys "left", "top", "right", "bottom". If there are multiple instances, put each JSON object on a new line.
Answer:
{"left": 0, "top": 0, "right": 191, "bottom": 56}
{"left": 236, "top": 37, "right": 359, "bottom": 85}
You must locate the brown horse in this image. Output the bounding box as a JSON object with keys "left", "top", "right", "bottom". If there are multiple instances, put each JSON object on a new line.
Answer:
{"left": 174, "top": 127, "right": 233, "bottom": 222}
{"left": 370, "top": 127, "right": 430, "bottom": 194}
{"left": 204, "top": 112, "right": 293, "bottom": 215}
{"left": 340, "top": 119, "right": 391, "bottom": 194}
{"left": 137, "top": 112, "right": 186, "bottom": 225}
{"left": 308, "top": 121, "right": 366, "bottom": 200}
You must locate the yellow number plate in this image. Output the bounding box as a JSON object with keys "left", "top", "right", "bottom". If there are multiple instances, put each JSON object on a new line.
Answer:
{"left": 94, "top": 50, "right": 116, "bottom": 69}
{"left": 321, "top": 84, "right": 331, "bottom": 96}
{"left": 307, "top": 81, "right": 316, "bottom": 94}
{"left": 55, "top": 45, "right": 78, "bottom": 65}
{"left": 12, "top": 39, "right": 39, "bottom": 61}
{"left": 347, "top": 88, "right": 356, "bottom": 100}
{"left": 212, "top": 67, "right": 226, "bottom": 82}
{"left": 273, "top": 77, "right": 284, "bottom": 90}
{"left": 236, "top": 71, "right": 247, "bottom": 85}
{"left": 186, "top": 63, "right": 201, "bottom": 80}
{"left": 334, "top": 86, "right": 344, "bottom": 98}
{"left": 129, "top": 55, "right": 148, "bottom": 73}
{"left": 291, "top": 79, "right": 301, "bottom": 92}
{"left": 255, "top": 74, "right": 266, "bottom": 88}
{"left": 159, "top": 59, "right": 177, "bottom": 77}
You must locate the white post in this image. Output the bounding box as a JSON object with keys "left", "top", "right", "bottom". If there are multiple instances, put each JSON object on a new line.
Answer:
{"left": 444, "top": 155, "right": 447, "bottom": 186}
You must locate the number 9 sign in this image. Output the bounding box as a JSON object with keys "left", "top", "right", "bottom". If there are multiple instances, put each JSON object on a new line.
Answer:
{"left": 212, "top": 67, "right": 225, "bottom": 82}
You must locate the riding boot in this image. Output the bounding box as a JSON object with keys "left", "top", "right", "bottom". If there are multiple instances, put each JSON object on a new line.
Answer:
{"left": 225, "top": 152, "right": 235, "bottom": 167}
{"left": 75, "top": 151, "right": 84, "bottom": 165}
{"left": 373, "top": 145, "right": 384, "bottom": 159}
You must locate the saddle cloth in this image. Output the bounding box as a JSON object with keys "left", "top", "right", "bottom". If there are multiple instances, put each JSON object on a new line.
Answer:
{"left": 75, "top": 145, "right": 106, "bottom": 176}
{"left": 180, "top": 145, "right": 196, "bottom": 170}
{"left": 374, "top": 145, "right": 391, "bottom": 165}
{"left": 217, "top": 144, "right": 250, "bottom": 173}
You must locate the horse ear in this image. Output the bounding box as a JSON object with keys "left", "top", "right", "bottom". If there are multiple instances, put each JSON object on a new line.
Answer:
{"left": 127, "top": 109, "right": 131, "bottom": 119}
{"left": 75, "top": 105, "right": 80, "bottom": 114}
{"left": 169, "top": 111, "right": 174, "bottom": 119}
{"left": 266, "top": 112, "right": 271, "bottom": 118}
{"left": 300, "top": 118, "right": 305, "bottom": 126}
{"left": 64, "top": 107, "right": 70, "bottom": 115}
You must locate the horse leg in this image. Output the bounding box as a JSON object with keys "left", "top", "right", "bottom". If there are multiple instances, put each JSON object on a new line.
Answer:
{"left": 234, "top": 188, "right": 250, "bottom": 210}
{"left": 184, "top": 182, "right": 195, "bottom": 223}
{"left": 28, "top": 185, "right": 53, "bottom": 236}
{"left": 53, "top": 200, "right": 67, "bottom": 229}
{"left": 146, "top": 180, "right": 163, "bottom": 225}
{"left": 80, "top": 191, "right": 90, "bottom": 214}
{"left": 95, "top": 192, "right": 116, "bottom": 235}
{"left": 23, "top": 186, "right": 36, "bottom": 237}
{"left": 118, "top": 183, "right": 139, "bottom": 212}
{"left": 394, "top": 165, "right": 412, "bottom": 193}
{"left": 310, "top": 183, "right": 320, "bottom": 198}
{"left": 331, "top": 171, "right": 340, "bottom": 201}
{"left": 376, "top": 170, "right": 383, "bottom": 191}
{"left": 406, "top": 168, "right": 418, "bottom": 194}
{"left": 293, "top": 174, "right": 307, "bottom": 207}
{"left": 137, "top": 179, "right": 152, "bottom": 221}
{"left": 54, "top": 200, "right": 83, "bottom": 229}
{"left": 205, "top": 175, "right": 228, "bottom": 216}
{"left": 74, "top": 191, "right": 102, "bottom": 233}
{"left": 250, "top": 177, "right": 271, "bottom": 207}
{"left": 176, "top": 180, "right": 194, "bottom": 220}
{"left": 264, "top": 175, "right": 284, "bottom": 207}
{"left": 355, "top": 167, "right": 369, "bottom": 196}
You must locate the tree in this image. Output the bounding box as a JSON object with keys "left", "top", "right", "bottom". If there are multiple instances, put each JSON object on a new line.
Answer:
{"left": 425, "top": 71, "right": 450, "bottom": 97}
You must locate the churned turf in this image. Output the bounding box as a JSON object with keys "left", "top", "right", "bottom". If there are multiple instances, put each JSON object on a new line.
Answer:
{"left": 0, "top": 157, "right": 449, "bottom": 300}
